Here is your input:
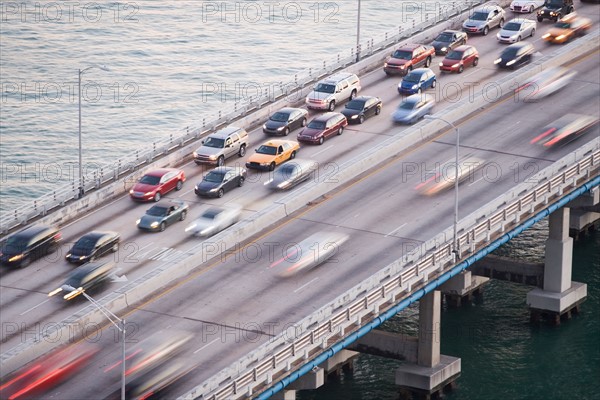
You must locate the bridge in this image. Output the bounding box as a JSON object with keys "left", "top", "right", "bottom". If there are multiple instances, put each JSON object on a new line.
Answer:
{"left": 1, "top": 2, "right": 599, "bottom": 399}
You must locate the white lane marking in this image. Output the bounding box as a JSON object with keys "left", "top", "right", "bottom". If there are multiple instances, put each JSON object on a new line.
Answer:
{"left": 20, "top": 299, "right": 50, "bottom": 316}
{"left": 293, "top": 277, "right": 319, "bottom": 293}
{"left": 193, "top": 338, "right": 220, "bottom": 354}
{"left": 385, "top": 223, "right": 407, "bottom": 237}
{"left": 179, "top": 189, "right": 194, "bottom": 198}
{"left": 469, "top": 177, "right": 485, "bottom": 186}
{"left": 136, "top": 242, "right": 156, "bottom": 258}
{"left": 312, "top": 145, "right": 334, "bottom": 157}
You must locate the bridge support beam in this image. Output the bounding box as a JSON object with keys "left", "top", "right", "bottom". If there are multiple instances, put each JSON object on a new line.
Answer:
{"left": 271, "top": 367, "right": 325, "bottom": 400}
{"left": 439, "top": 270, "right": 489, "bottom": 307}
{"left": 396, "top": 291, "right": 461, "bottom": 398}
{"left": 526, "top": 207, "right": 587, "bottom": 324}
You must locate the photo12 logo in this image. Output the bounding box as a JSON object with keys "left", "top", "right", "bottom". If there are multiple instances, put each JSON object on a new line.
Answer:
{"left": 201, "top": 1, "right": 340, "bottom": 24}
{"left": 2, "top": 81, "right": 139, "bottom": 104}
{"left": 1, "top": 2, "right": 139, "bottom": 23}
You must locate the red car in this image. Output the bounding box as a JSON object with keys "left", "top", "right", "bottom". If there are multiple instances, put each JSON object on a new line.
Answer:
{"left": 129, "top": 168, "right": 186, "bottom": 202}
{"left": 296, "top": 112, "right": 348, "bottom": 145}
{"left": 439, "top": 45, "right": 479, "bottom": 73}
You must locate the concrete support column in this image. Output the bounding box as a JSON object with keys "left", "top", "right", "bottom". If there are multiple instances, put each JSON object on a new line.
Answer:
{"left": 544, "top": 207, "right": 572, "bottom": 293}
{"left": 418, "top": 290, "right": 440, "bottom": 367}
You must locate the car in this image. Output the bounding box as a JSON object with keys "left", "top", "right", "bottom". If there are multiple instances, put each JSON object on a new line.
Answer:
{"left": 530, "top": 114, "right": 598, "bottom": 147}
{"left": 439, "top": 45, "right": 479, "bottom": 73}
{"left": 415, "top": 155, "right": 486, "bottom": 196}
{"left": 65, "top": 231, "right": 120, "bottom": 264}
{"left": 510, "top": 0, "right": 545, "bottom": 13}
{"left": 497, "top": 18, "right": 537, "bottom": 43}
{"left": 185, "top": 205, "right": 242, "bottom": 237}
{"left": 305, "top": 72, "right": 361, "bottom": 111}
{"left": 537, "top": 0, "right": 574, "bottom": 22}
{"left": 192, "top": 126, "right": 249, "bottom": 166}
{"left": 121, "top": 360, "right": 194, "bottom": 400}
{"left": 514, "top": 66, "right": 577, "bottom": 101}
{"left": 48, "top": 261, "right": 116, "bottom": 300}
{"left": 397, "top": 68, "right": 437, "bottom": 95}
{"left": 542, "top": 12, "right": 592, "bottom": 43}
{"left": 383, "top": 43, "right": 435, "bottom": 76}
{"left": 264, "top": 159, "right": 319, "bottom": 190}
{"left": 0, "top": 224, "right": 61, "bottom": 268}
{"left": 431, "top": 30, "right": 468, "bottom": 55}
{"left": 136, "top": 201, "right": 189, "bottom": 232}
{"left": 245, "top": 139, "right": 300, "bottom": 171}
{"left": 194, "top": 166, "right": 247, "bottom": 198}
{"left": 262, "top": 107, "right": 308, "bottom": 136}
{"left": 391, "top": 93, "right": 435, "bottom": 124}
{"left": 340, "top": 95, "right": 382, "bottom": 124}
{"left": 297, "top": 112, "right": 348, "bottom": 145}
{"left": 494, "top": 42, "right": 535, "bottom": 69}
{"left": 129, "top": 168, "right": 185, "bottom": 202}
{"left": 462, "top": 5, "right": 506, "bottom": 35}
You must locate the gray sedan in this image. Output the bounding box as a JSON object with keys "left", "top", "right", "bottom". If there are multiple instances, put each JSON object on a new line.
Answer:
{"left": 497, "top": 18, "right": 537, "bottom": 43}
{"left": 391, "top": 94, "right": 435, "bottom": 124}
{"left": 137, "top": 201, "right": 189, "bottom": 232}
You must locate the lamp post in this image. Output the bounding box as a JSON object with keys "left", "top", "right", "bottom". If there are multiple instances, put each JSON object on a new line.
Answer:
{"left": 356, "top": 0, "right": 361, "bottom": 62}
{"left": 60, "top": 284, "right": 126, "bottom": 399}
{"left": 424, "top": 115, "right": 459, "bottom": 261}
{"left": 78, "top": 66, "right": 109, "bottom": 198}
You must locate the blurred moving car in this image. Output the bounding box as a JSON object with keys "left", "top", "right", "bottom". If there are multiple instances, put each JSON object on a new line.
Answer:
{"left": 270, "top": 231, "right": 350, "bottom": 277}
{"left": 264, "top": 159, "right": 319, "bottom": 190}
{"left": 129, "top": 168, "right": 185, "bottom": 202}
{"left": 514, "top": 66, "right": 577, "bottom": 101}
{"left": 137, "top": 201, "right": 189, "bottom": 232}
{"left": 297, "top": 112, "right": 348, "bottom": 145}
{"left": 123, "top": 360, "right": 194, "bottom": 400}
{"left": 0, "top": 343, "right": 99, "bottom": 399}
{"left": 195, "top": 166, "right": 247, "bottom": 198}
{"left": 341, "top": 96, "right": 382, "bottom": 124}
{"left": 542, "top": 12, "right": 592, "bottom": 43}
{"left": 246, "top": 139, "right": 300, "bottom": 171}
{"left": 65, "top": 231, "right": 120, "bottom": 264}
{"left": 48, "top": 261, "right": 116, "bottom": 300}
{"left": 431, "top": 30, "right": 468, "bottom": 55}
{"left": 494, "top": 42, "right": 535, "bottom": 69}
{"left": 530, "top": 114, "right": 598, "bottom": 147}
{"left": 263, "top": 107, "right": 308, "bottom": 136}
{"left": 462, "top": 5, "right": 506, "bottom": 35}
{"left": 439, "top": 45, "right": 479, "bottom": 73}
{"left": 383, "top": 43, "right": 435, "bottom": 75}
{"left": 415, "top": 155, "right": 486, "bottom": 196}
{"left": 537, "top": 0, "right": 574, "bottom": 22}
{"left": 510, "top": 0, "right": 545, "bottom": 13}
{"left": 0, "top": 225, "right": 61, "bottom": 268}
{"left": 497, "top": 18, "right": 537, "bottom": 43}
{"left": 185, "top": 205, "right": 242, "bottom": 237}
{"left": 392, "top": 93, "right": 435, "bottom": 124}
{"left": 398, "top": 68, "right": 437, "bottom": 95}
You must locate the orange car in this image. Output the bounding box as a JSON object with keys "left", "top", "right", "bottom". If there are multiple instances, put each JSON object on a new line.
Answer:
{"left": 245, "top": 139, "right": 300, "bottom": 171}
{"left": 542, "top": 13, "right": 592, "bottom": 43}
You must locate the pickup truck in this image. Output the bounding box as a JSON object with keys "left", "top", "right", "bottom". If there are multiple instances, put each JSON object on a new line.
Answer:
{"left": 383, "top": 43, "right": 435, "bottom": 76}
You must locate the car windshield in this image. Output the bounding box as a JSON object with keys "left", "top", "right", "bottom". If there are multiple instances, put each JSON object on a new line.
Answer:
{"left": 502, "top": 47, "right": 521, "bottom": 58}
{"left": 553, "top": 21, "right": 571, "bottom": 28}
{"left": 314, "top": 83, "right": 335, "bottom": 94}
{"left": 435, "top": 32, "right": 454, "bottom": 42}
{"left": 307, "top": 120, "right": 326, "bottom": 130}
{"left": 203, "top": 137, "right": 225, "bottom": 148}
{"left": 398, "top": 101, "right": 417, "bottom": 110}
{"left": 470, "top": 11, "right": 489, "bottom": 21}
{"left": 4, "top": 236, "right": 28, "bottom": 252}
{"left": 73, "top": 237, "right": 97, "bottom": 252}
{"left": 201, "top": 208, "right": 223, "bottom": 219}
{"left": 204, "top": 171, "right": 226, "bottom": 183}
{"left": 270, "top": 112, "right": 289, "bottom": 122}
{"left": 392, "top": 50, "right": 412, "bottom": 60}
{"left": 445, "top": 50, "right": 463, "bottom": 60}
{"left": 403, "top": 74, "right": 421, "bottom": 83}
{"left": 256, "top": 145, "right": 277, "bottom": 155}
{"left": 545, "top": 0, "right": 563, "bottom": 6}
{"left": 503, "top": 22, "right": 522, "bottom": 31}
{"left": 147, "top": 206, "right": 168, "bottom": 216}
{"left": 139, "top": 175, "right": 160, "bottom": 185}
{"left": 345, "top": 100, "right": 365, "bottom": 110}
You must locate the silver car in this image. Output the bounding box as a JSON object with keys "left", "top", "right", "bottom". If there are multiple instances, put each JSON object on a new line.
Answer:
{"left": 185, "top": 205, "right": 242, "bottom": 237}
{"left": 497, "top": 18, "right": 537, "bottom": 43}
{"left": 392, "top": 94, "right": 435, "bottom": 124}
{"left": 264, "top": 159, "right": 319, "bottom": 191}
{"left": 462, "top": 5, "right": 506, "bottom": 35}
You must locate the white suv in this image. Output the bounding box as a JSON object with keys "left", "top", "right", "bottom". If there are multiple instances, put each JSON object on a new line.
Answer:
{"left": 305, "top": 72, "right": 361, "bottom": 111}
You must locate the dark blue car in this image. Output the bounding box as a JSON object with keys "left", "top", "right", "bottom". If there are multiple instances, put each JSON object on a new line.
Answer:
{"left": 397, "top": 68, "right": 437, "bottom": 95}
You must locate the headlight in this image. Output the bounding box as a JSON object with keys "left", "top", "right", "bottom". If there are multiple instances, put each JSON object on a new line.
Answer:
{"left": 400, "top": 65, "right": 406, "bottom": 69}
{"left": 542, "top": 33, "right": 551, "bottom": 38}
{"left": 129, "top": 189, "right": 134, "bottom": 194}
{"left": 556, "top": 34, "right": 566, "bottom": 40}
{"left": 9, "top": 254, "right": 23, "bottom": 262}
{"left": 264, "top": 179, "right": 273, "bottom": 186}
{"left": 185, "top": 223, "right": 197, "bottom": 232}
{"left": 208, "top": 155, "right": 217, "bottom": 160}
{"left": 277, "top": 126, "right": 285, "bottom": 131}
{"left": 278, "top": 182, "right": 289, "bottom": 189}
{"left": 384, "top": 62, "right": 388, "bottom": 67}
{"left": 550, "top": 11, "right": 557, "bottom": 16}
{"left": 441, "top": 47, "right": 447, "bottom": 52}
{"left": 150, "top": 221, "right": 159, "bottom": 228}
{"left": 66, "top": 253, "right": 72, "bottom": 258}
{"left": 506, "top": 60, "right": 516, "bottom": 66}
{"left": 439, "top": 62, "right": 444, "bottom": 67}
{"left": 350, "top": 115, "right": 358, "bottom": 119}
{"left": 452, "top": 63, "right": 460, "bottom": 68}
{"left": 262, "top": 124, "right": 267, "bottom": 129}
{"left": 136, "top": 219, "right": 141, "bottom": 225}
{"left": 412, "top": 85, "right": 418, "bottom": 89}
{"left": 494, "top": 58, "right": 502, "bottom": 64}
{"left": 193, "top": 151, "right": 198, "bottom": 158}
{"left": 144, "top": 191, "right": 153, "bottom": 196}
{"left": 209, "top": 188, "right": 218, "bottom": 192}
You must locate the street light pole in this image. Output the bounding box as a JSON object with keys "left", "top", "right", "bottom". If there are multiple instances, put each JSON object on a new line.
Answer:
{"left": 424, "top": 115, "right": 459, "bottom": 260}
{"left": 356, "top": 0, "right": 361, "bottom": 62}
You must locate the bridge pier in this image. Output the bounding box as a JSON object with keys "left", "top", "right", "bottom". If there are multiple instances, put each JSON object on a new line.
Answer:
{"left": 439, "top": 270, "right": 489, "bottom": 307}
{"left": 270, "top": 367, "right": 325, "bottom": 400}
{"left": 526, "top": 207, "right": 587, "bottom": 325}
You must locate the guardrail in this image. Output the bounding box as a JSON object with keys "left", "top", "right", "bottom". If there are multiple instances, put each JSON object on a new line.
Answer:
{"left": 0, "top": 0, "right": 491, "bottom": 234}
{"left": 182, "top": 142, "right": 600, "bottom": 400}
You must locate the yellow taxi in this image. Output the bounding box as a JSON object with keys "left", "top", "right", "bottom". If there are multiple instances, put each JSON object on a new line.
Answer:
{"left": 245, "top": 139, "right": 300, "bottom": 171}
{"left": 542, "top": 12, "right": 592, "bottom": 44}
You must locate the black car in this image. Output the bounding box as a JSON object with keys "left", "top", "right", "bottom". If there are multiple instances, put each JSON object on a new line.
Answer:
{"left": 340, "top": 96, "right": 382, "bottom": 124}
{"left": 65, "top": 231, "right": 120, "bottom": 264}
{"left": 50, "top": 261, "right": 115, "bottom": 300}
{"left": 195, "top": 166, "right": 247, "bottom": 198}
{"left": 263, "top": 107, "right": 308, "bottom": 135}
{"left": 494, "top": 42, "right": 535, "bottom": 69}
{"left": 0, "top": 225, "right": 61, "bottom": 268}
{"left": 431, "top": 30, "right": 468, "bottom": 55}
{"left": 537, "top": 0, "right": 574, "bottom": 22}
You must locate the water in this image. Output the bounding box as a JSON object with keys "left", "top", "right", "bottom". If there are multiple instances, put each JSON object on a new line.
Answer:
{"left": 298, "top": 224, "right": 600, "bottom": 400}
